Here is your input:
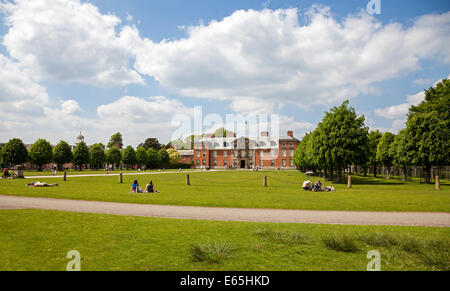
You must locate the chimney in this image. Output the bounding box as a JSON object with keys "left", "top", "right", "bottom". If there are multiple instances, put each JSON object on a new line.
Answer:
{"left": 287, "top": 131, "right": 294, "bottom": 138}
{"left": 261, "top": 131, "right": 269, "bottom": 137}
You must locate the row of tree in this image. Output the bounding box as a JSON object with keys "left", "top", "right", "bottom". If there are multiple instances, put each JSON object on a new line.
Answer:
{"left": 0, "top": 138, "right": 183, "bottom": 171}
{"left": 293, "top": 79, "right": 449, "bottom": 183}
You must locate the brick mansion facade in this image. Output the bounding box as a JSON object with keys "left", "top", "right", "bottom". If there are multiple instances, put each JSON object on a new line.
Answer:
{"left": 179, "top": 131, "right": 299, "bottom": 169}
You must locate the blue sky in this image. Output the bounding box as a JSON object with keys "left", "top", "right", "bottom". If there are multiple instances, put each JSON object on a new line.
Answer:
{"left": 0, "top": 0, "right": 449, "bottom": 146}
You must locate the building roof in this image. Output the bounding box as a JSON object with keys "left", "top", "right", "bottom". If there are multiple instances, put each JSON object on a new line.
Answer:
{"left": 178, "top": 150, "right": 194, "bottom": 156}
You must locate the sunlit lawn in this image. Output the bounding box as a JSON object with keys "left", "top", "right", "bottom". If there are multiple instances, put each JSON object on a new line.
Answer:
{"left": 0, "top": 210, "right": 448, "bottom": 271}
{"left": 0, "top": 171, "right": 449, "bottom": 212}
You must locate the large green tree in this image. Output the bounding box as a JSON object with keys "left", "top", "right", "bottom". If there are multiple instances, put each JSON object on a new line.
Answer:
{"left": 135, "top": 147, "right": 149, "bottom": 168}
{"left": 107, "top": 133, "right": 123, "bottom": 149}
{"left": 121, "top": 146, "right": 136, "bottom": 170}
{"left": 391, "top": 129, "right": 412, "bottom": 181}
{"left": 28, "top": 139, "right": 53, "bottom": 171}
{"left": 53, "top": 141, "right": 73, "bottom": 171}
{"left": 376, "top": 132, "right": 396, "bottom": 179}
{"left": 146, "top": 148, "right": 159, "bottom": 169}
{"left": 405, "top": 79, "right": 450, "bottom": 183}
{"left": 106, "top": 147, "right": 121, "bottom": 169}
{"left": 367, "top": 130, "right": 383, "bottom": 177}
{"left": 157, "top": 149, "right": 170, "bottom": 167}
{"left": 321, "top": 101, "right": 369, "bottom": 182}
{"left": 1, "top": 138, "right": 28, "bottom": 166}
{"left": 89, "top": 144, "right": 106, "bottom": 170}
{"left": 73, "top": 142, "right": 90, "bottom": 171}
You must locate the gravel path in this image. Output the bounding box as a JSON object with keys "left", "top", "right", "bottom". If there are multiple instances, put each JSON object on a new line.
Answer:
{"left": 1, "top": 195, "right": 449, "bottom": 227}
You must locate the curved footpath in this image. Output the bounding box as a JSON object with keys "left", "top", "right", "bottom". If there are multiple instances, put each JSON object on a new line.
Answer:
{"left": 0, "top": 195, "right": 449, "bottom": 227}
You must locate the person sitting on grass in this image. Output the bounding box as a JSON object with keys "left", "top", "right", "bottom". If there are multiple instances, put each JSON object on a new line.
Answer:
{"left": 130, "top": 180, "right": 140, "bottom": 193}
{"left": 2, "top": 168, "right": 10, "bottom": 179}
{"left": 145, "top": 180, "right": 159, "bottom": 193}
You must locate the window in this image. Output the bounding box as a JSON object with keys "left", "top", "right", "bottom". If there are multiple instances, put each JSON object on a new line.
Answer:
{"left": 282, "top": 160, "right": 286, "bottom": 167}
{"left": 282, "top": 143, "right": 286, "bottom": 147}
{"left": 282, "top": 150, "right": 287, "bottom": 157}
{"left": 248, "top": 151, "right": 253, "bottom": 158}
{"left": 214, "top": 160, "right": 217, "bottom": 166}
{"left": 241, "top": 150, "right": 246, "bottom": 157}
{"left": 202, "top": 160, "right": 206, "bottom": 165}
{"left": 202, "top": 151, "right": 206, "bottom": 158}
{"left": 224, "top": 150, "right": 228, "bottom": 158}
{"left": 224, "top": 160, "right": 228, "bottom": 166}
{"left": 196, "top": 151, "right": 200, "bottom": 158}
{"left": 213, "top": 151, "right": 217, "bottom": 158}
{"left": 260, "top": 150, "right": 264, "bottom": 158}
{"left": 289, "top": 150, "right": 294, "bottom": 157}
{"left": 290, "top": 160, "right": 294, "bottom": 167}
{"left": 260, "top": 160, "right": 264, "bottom": 167}
{"left": 271, "top": 160, "right": 275, "bottom": 167}
{"left": 234, "top": 151, "right": 238, "bottom": 158}
{"left": 290, "top": 142, "right": 293, "bottom": 147}
{"left": 182, "top": 156, "right": 185, "bottom": 161}
{"left": 196, "top": 160, "right": 200, "bottom": 165}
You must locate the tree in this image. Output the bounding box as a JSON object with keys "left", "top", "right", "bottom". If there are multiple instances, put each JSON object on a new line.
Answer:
{"left": 28, "top": 139, "right": 53, "bottom": 171}
{"left": 293, "top": 132, "right": 314, "bottom": 171}
{"left": 107, "top": 133, "right": 123, "bottom": 149}
{"left": 147, "top": 148, "right": 159, "bottom": 169}
{"left": 391, "top": 129, "right": 412, "bottom": 181}
{"left": 139, "top": 138, "right": 162, "bottom": 151}
{"left": 405, "top": 79, "right": 450, "bottom": 183}
{"left": 376, "top": 132, "right": 396, "bottom": 179}
{"left": 106, "top": 147, "right": 121, "bottom": 169}
{"left": 121, "top": 146, "right": 136, "bottom": 170}
{"left": 1, "top": 138, "right": 28, "bottom": 166}
{"left": 167, "top": 148, "right": 181, "bottom": 165}
{"left": 157, "top": 149, "right": 170, "bottom": 167}
{"left": 89, "top": 144, "right": 106, "bottom": 170}
{"left": 136, "top": 147, "right": 149, "bottom": 168}
{"left": 53, "top": 141, "right": 73, "bottom": 171}
{"left": 73, "top": 142, "right": 90, "bottom": 171}
{"left": 367, "top": 130, "right": 383, "bottom": 177}
{"left": 321, "top": 101, "right": 369, "bottom": 182}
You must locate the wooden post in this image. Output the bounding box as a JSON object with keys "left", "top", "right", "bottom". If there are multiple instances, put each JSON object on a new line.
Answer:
{"left": 186, "top": 174, "right": 190, "bottom": 186}
{"left": 348, "top": 175, "right": 352, "bottom": 188}
{"left": 263, "top": 176, "right": 267, "bottom": 187}
{"left": 436, "top": 176, "right": 440, "bottom": 191}
{"left": 63, "top": 171, "right": 67, "bottom": 181}
{"left": 119, "top": 172, "right": 123, "bottom": 184}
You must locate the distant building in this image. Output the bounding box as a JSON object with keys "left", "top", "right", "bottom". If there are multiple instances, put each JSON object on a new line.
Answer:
{"left": 189, "top": 131, "right": 299, "bottom": 169}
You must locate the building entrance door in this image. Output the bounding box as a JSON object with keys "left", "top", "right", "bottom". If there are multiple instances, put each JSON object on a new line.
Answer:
{"left": 240, "top": 160, "right": 246, "bottom": 169}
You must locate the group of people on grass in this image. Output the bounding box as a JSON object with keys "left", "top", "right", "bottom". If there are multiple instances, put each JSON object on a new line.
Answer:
{"left": 302, "top": 180, "right": 335, "bottom": 192}
{"left": 130, "top": 180, "right": 160, "bottom": 194}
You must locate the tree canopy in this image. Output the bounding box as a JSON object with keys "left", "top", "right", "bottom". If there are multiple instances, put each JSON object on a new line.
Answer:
{"left": 106, "top": 147, "right": 121, "bottom": 169}
{"left": 1, "top": 138, "right": 28, "bottom": 166}
{"left": 139, "top": 138, "right": 162, "bottom": 151}
{"left": 89, "top": 144, "right": 106, "bottom": 170}
{"left": 73, "top": 142, "right": 90, "bottom": 170}
{"left": 107, "top": 133, "right": 123, "bottom": 149}
{"left": 121, "top": 146, "right": 136, "bottom": 169}
{"left": 135, "top": 147, "right": 149, "bottom": 167}
{"left": 28, "top": 139, "right": 53, "bottom": 171}
{"left": 53, "top": 141, "right": 73, "bottom": 170}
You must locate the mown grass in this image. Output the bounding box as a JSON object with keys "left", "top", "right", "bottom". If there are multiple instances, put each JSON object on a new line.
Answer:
{"left": 0, "top": 210, "right": 448, "bottom": 271}
{"left": 0, "top": 171, "right": 448, "bottom": 212}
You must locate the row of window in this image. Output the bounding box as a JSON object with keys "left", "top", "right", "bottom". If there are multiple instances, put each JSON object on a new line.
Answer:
{"left": 196, "top": 149, "right": 295, "bottom": 158}
{"left": 195, "top": 159, "right": 295, "bottom": 167}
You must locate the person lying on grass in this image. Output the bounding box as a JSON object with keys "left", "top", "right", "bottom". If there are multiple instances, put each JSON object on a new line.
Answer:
{"left": 145, "top": 180, "right": 159, "bottom": 193}
{"left": 26, "top": 182, "right": 59, "bottom": 188}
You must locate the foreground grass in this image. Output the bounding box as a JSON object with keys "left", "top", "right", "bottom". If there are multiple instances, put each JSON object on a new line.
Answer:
{"left": 0, "top": 171, "right": 448, "bottom": 212}
{"left": 22, "top": 169, "right": 193, "bottom": 177}
{"left": 0, "top": 210, "right": 448, "bottom": 271}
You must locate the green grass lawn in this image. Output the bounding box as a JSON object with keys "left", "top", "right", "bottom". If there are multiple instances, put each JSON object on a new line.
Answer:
{"left": 0, "top": 210, "right": 448, "bottom": 271}
{"left": 22, "top": 169, "right": 193, "bottom": 177}
{"left": 0, "top": 171, "right": 449, "bottom": 212}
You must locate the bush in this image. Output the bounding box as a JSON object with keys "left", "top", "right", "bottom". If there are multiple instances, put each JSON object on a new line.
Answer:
{"left": 359, "top": 232, "right": 399, "bottom": 248}
{"left": 322, "top": 233, "right": 360, "bottom": 252}
{"left": 189, "top": 242, "right": 235, "bottom": 263}
{"left": 255, "top": 228, "right": 310, "bottom": 245}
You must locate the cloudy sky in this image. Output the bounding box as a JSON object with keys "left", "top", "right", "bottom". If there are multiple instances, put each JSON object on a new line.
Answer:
{"left": 0, "top": 0, "right": 449, "bottom": 146}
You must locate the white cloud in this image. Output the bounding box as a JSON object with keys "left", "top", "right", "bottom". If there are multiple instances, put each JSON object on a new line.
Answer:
{"left": 375, "top": 75, "right": 449, "bottom": 119}
{"left": 1, "top": 0, "right": 144, "bottom": 87}
{"left": 133, "top": 8, "right": 450, "bottom": 109}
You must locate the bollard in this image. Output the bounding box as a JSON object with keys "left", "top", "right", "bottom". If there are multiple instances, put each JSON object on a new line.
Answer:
{"left": 119, "top": 172, "right": 123, "bottom": 184}
{"left": 263, "top": 176, "right": 267, "bottom": 187}
{"left": 436, "top": 176, "right": 440, "bottom": 191}
{"left": 186, "top": 174, "right": 190, "bottom": 186}
{"left": 63, "top": 171, "right": 67, "bottom": 182}
{"left": 348, "top": 175, "right": 352, "bottom": 188}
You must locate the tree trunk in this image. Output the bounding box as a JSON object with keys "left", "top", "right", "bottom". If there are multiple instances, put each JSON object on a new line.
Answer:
{"left": 337, "top": 168, "right": 342, "bottom": 183}
{"left": 324, "top": 167, "right": 328, "bottom": 180}
{"left": 330, "top": 165, "right": 334, "bottom": 181}
{"left": 38, "top": 164, "right": 42, "bottom": 172}
{"left": 373, "top": 164, "right": 377, "bottom": 178}
{"left": 364, "top": 166, "right": 368, "bottom": 177}
{"left": 425, "top": 165, "right": 431, "bottom": 184}
{"left": 402, "top": 166, "right": 407, "bottom": 182}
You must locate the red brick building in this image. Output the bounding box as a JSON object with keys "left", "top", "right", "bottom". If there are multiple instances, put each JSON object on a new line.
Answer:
{"left": 189, "top": 131, "right": 299, "bottom": 169}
